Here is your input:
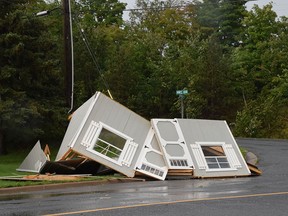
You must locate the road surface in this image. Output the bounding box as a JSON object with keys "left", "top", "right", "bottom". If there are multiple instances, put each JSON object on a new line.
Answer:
{"left": 1, "top": 138, "right": 288, "bottom": 216}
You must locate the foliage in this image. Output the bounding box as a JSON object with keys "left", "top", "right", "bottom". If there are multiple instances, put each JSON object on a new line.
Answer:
{"left": 0, "top": 148, "right": 120, "bottom": 188}
{"left": 75, "top": 0, "right": 126, "bottom": 27}
{"left": 233, "top": 5, "right": 288, "bottom": 137}
{"left": 195, "top": 0, "right": 247, "bottom": 47}
{"left": 0, "top": 0, "right": 67, "bottom": 154}
{"left": 1, "top": 0, "right": 288, "bottom": 155}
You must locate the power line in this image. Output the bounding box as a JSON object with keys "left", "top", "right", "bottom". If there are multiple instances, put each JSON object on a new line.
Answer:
{"left": 123, "top": 5, "right": 189, "bottom": 12}
{"left": 73, "top": 15, "right": 112, "bottom": 98}
{"left": 75, "top": 0, "right": 261, "bottom": 15}
{"left": 121, "top": 0, "right": 258, "bottom": 11}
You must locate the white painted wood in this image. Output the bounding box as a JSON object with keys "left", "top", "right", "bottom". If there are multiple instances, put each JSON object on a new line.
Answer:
{"left": 224, "top": 121, "right": 251, "bottom": 173}
{"left": 225, "top": 144, "right": 242, "bottom": 168}
{"left": 135, "top": 128, "right": 168, "bottom": 180}
{"left": 81, "top": 120, "right": 100, "bottom": 148}
{"left": 121, "top": 141, "right": 138, "bottom": 167}
{"left": 151, "top": 119, "right": 193, "bottom": 169}
{"left": 190, "top": 144, "right": 207, "bottom": 169}
{"left": 83, "top": 121, "right": 137, "bottom": 167}
{"left": 70, "top": 93, "right": 100, "bottom": 148}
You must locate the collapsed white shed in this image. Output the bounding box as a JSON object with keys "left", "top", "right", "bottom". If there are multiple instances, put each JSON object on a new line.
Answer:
{"left": 152, "top": 119, "right": 251, "bottom": 178}
{"left": 56, "top": 92, "right": 168, "bottom": 180}
{"left": 18, "top": 92, "right": 253, "bottom": 180}
{"left": 17, "top": 141, "right": 47, "bottom": 173}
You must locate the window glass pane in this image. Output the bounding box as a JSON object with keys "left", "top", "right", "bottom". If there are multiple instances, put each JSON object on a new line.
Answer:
{"left": 208, "top": 163, "right": 220, "bottom": 169}
{"left": 219, "top": 163, "right": 230, "bottom": 168}
{"left": 201, "top": 145, "right": 231, "bottom": 169}
{"left": 218, "top": 158, "right": 228, "bottom": 163}
{"left": 206, "top": 158, "right": 217, "bottom": 163}
{"left": 93, "top": 128, "right": 126, "bottom": 160}
{"left": 98, "top": 128, "right": 126, "bottom": 150}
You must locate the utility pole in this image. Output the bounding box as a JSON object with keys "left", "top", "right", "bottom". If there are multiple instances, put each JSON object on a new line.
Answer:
{"left": 63, "top": 0, "right": 74, "bottom": 113}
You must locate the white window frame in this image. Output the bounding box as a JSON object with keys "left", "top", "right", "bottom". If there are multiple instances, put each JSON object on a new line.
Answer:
{"left": 196, "top": 142, "right": 237, "bottom": 172}
{"left": 87, "top": 122, "right": 135, "bottom": 166}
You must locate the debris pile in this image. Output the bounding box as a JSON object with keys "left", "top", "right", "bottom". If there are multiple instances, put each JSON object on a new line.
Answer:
{"left": 18, "top": 92, "right": 261, "bottom": 180}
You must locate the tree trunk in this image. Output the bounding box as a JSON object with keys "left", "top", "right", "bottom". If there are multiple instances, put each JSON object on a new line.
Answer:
{"left": 0, "top": 129, "right": 7, "bottom": 155}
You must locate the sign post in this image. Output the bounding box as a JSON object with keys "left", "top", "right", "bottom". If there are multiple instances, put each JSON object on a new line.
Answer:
{"left": 176, "top": 90, "right": 188, "bottom": 118}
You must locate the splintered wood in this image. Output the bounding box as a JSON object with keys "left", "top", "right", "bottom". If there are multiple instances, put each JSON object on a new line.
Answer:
{"left": 23, "top": 174, "right": 85, "bottom": 181}
{"left": 247, "top": 163, "right": 262, "bottom": 176}
{"left": 167, "top": 169, "right": 193, "bottom": 176}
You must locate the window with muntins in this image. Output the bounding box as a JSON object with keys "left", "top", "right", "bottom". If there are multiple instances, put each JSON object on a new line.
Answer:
{"left": 93, "top": 128, "right": 126, "bottom": 161}
{"left": 201, "top": 146, "right": 230, "bottom": 169}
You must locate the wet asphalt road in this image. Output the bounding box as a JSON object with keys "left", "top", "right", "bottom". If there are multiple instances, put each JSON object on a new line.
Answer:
{"left": 1, "top": 138, "right": 288, "bottom": 216}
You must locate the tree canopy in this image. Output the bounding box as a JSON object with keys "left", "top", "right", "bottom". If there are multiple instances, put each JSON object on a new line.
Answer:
{"left": 1, "top": 0, "right": 288, "bottom": 154}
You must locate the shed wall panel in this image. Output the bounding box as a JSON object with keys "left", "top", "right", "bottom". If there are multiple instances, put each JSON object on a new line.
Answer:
{"left": 177, "top": 119, "right": 251, "bottom": 177}
{"left": 70, "top": 92, "right": 151, "bottom": 177}
{"left": 56, "top": 95, "right": 96, "bottom": 160}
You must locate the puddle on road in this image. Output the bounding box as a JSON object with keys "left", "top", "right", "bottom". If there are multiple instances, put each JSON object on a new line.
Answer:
{"left": 0, "top": 178, "right": 252, "bottom": 202}
{"left": 0, "top": 190, "right": 106, "bottom": 201}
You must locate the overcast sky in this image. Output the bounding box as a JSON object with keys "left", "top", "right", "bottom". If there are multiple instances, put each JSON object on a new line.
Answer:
{"left": 121, "top": 0, "right": 288, "bottom": 20}
{"left": 246, "top": 0, "right": 288, "bottom": 17}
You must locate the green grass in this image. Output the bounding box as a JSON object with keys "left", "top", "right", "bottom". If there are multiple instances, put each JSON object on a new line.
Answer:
{"left": 0, "top": 175, "right": 120, "bottom": 188}
{"left": 0, "top": 147, "right": 120, "bottom": 189}
{"left": 0, "top": 150, "right": 29, "bottom": 177}
{"left": 240, "top": 146, "right": 248, "bottom": 158}
{"left": 0, "top": 149, "right": 42, "bottom": 188}
{"left": 0, "top": 179, "right": 55, "bottom": 188}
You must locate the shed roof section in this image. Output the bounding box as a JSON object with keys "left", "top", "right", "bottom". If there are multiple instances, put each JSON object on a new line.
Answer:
{"left": 177, "top": 119, "right": 235, "bottom": 144}
{"left": 176, "top": 118, "right": 251, "bottom": 177}
{"left": 56, "top": 95, "right": 97, "bottom": 161}
{"left": 151, "top": 118, "right": 250, "bottom": 178}
{"left": 17, "top": 141, "right": 47, "bottom": 173}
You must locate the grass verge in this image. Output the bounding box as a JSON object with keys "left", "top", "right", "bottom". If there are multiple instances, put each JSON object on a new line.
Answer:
{"left": 0, "top": 147, "right": 119, "bottom": 189}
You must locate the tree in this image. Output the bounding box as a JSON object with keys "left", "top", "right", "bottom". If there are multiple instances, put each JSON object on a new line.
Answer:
{"left": 106, "top": 0, "right": 202, "bottom": 118}
{"left": 195, "top": 0, "right": 247, "bottom": 47}
{"left": 69, "top": 0, "right": 126, "bottom": 106}
{"left": 218, "top": 0, "right": 247, "bottom": 47}
{"left": 75, "top": 0, "right": 126, "bottom": 27}
{"left": 0, "top": 0, "right": 66, "bottom": 154}
{"left": 232, "top": 4, "right": 280, "bottom": 100}
{"left": 234, "top": 73, "right": 288, "bottom": 138}
{"left": 233, "top": 5, "right": 288, "bottom": 137}
{"left": 194, "top": 0, "right": 221, "bottom": 38}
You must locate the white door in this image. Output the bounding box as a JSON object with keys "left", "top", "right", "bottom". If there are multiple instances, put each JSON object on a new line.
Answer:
{"left": 135, "top": 128, "right": 168, "bottom": 180}
{"left": 151, "top": 119, "right": 193, "bottom": 169}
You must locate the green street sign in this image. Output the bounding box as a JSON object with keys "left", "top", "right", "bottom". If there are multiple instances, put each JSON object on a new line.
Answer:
{"left": 176, "top": 90, "right": 188, "bottom": 95}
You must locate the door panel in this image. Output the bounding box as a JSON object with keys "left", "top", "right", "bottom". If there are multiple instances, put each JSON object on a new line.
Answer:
{"left": 151, "top": 119, "right": 193, "bottom": 169}
{"left": 135, "top": 128, "right": 168, "bottom": 180}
